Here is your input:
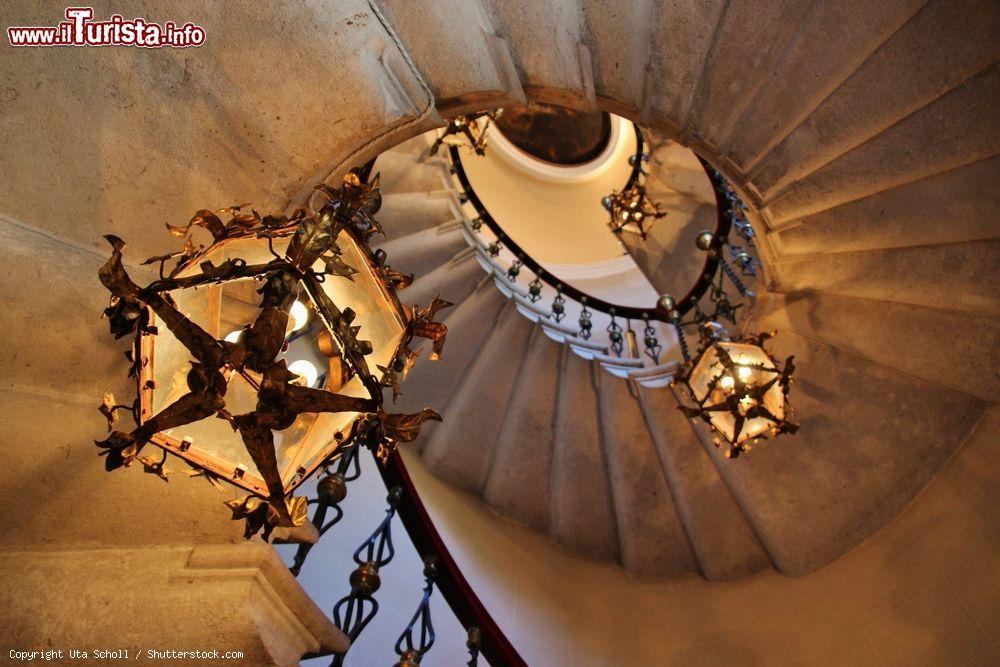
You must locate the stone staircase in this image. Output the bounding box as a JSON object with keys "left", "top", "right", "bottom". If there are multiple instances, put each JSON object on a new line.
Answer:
{"left": 3, "top": 1, "right": 998, "bottom": 660}
{"left": 360, "top": 136, "right": 762, "bottom": 581}
{"left": 356, "top": 84, "right": 997, "bottom": 578}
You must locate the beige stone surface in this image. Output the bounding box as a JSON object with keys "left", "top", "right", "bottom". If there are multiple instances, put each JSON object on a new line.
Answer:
{"left": 754, "top": 291, "right": 1000, "bottom": 402}
{"left": 764, "top": 63, "right": 1000, "bottom": 224}
{"left": 0, "top": 543, "right": 346, "bottom": 666}
{"left": 0, "top": 1, "right": 435, "bottom": 261}
{"left": 725, "top": 0, "right": 926, "bottom": 172}
{"left": 2, "top": 0, "right": 998, "bottom": 663}
{"left": 401, "top": 406, "right": 1000, "bottom": 666}
{"left": 751, "top": 0, "right": 1000, "bottom": 200}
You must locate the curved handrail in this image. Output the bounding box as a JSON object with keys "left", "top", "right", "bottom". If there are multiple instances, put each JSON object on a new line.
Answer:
{"left": 448, "top": 144, "right": 734, "bottom": 323}
{"left": 376, "top": 451, "right": 528, "bottom": 667}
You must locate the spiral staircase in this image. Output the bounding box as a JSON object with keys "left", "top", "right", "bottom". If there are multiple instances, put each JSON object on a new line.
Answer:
{"left": 2, "top": 0, "right": 998, "bottom": 665}
{"left": 364, "top": 131, "right": 771, "bottom": 582}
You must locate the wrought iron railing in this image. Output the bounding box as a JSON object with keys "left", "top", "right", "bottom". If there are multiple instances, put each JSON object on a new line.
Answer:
{"left": 287, "top": 122, "right": 763, "bottom": 665}
{"left": 291, "top": 416, "right": 525, "bottom": 666}
{"left": 446, "top": 134, "right": 762, "bottom": 366}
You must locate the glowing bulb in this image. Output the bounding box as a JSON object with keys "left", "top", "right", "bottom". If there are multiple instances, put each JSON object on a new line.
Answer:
{"left": 289, "top": 300, "right": 309, "bottom": 332}
{"left": 224, "top": 330, "right": 242, "bottom": 343}
{"left": 737, "top": 366, "right": 752, "bottom": 381}
{"left": 288, "top": 359, "right": 318, "bottom": 387}
{"left": 719, "top": 375, "right": 734, "bottom": 391}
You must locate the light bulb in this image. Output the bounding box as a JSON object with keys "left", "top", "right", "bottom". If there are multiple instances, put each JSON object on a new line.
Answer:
{"left": 737, "top": 366, "right": 752, "bottom": 381}
{"left": 288, "top": 359, "right": 318, "bottom": 387}
{"left": 719, "top": 375, "right": 735, "bottom": 391}
{"left": 289, "top": 300, "right": 309, "bottom": 333}
{"left": 224, "top": 330, "right": 243, "bottom": 343}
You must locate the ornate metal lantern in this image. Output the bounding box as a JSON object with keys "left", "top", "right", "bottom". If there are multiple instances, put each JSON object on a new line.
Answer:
{"left": 601, "top": 182, "right": 666, "bottom": 240}
{"left": 96, "top": 171, "right": 448, "bottom": 535}
{"left": 429, "top": 110, "right": 499, "bottom": 157}
{"left": 676, "top": 327, "right": 798, "bottom": 458}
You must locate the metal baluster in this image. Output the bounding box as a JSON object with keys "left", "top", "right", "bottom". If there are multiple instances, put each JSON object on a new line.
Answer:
{"left": 290, "top": 436, "right": 362, "bottom": 576}
{"left": 733, "top": 215, "right": 755, "bottom": 246}
{"left": 671, "top": 317, "right": 691, "bottom": 363}
{"left": 527, "top": 277, "right": 543, "bottom": 303}
{"left": 578, "top": 299, "right": 593, "bottom": 340}
{"left": 625, "top": 319, "right": 640, "bottom": 358}
{"left": 392, "top": 558, "right": 438, "bottom": 667}
{"left": 642, "top": 313, "right": 661, "bottom": 364}
{"left": 466, "top": 627, "right": 482, "bottom": 667}
{"left": 506, "top": 259, "right": 522, "bottom": 282}
{"left": 718, "top": 256, "right": 753, "bottom": 298}
{"left": 550, "top": 286, "right": 566, "bottom": 323}
{"left": 329, "top": 486, "right": 403, "bottom": 667}
{"left": 606, "top": 310, "right": 624, "bottom": 358}
{"left": 728, "top": 245, "right": 758, "bottom": 277}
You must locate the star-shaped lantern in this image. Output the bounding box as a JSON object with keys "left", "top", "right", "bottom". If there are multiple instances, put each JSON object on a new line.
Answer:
{"left": 676, "top": 327, "right": 798, "bottom": 458}
{"left": 96, "top": 170, "right": 448, "bottom": 534}
{"left": 601, "top": 182, "right": 667, "bottom": 240}
{"left": 428, "top": 111, "right": 499, "bottom": 157}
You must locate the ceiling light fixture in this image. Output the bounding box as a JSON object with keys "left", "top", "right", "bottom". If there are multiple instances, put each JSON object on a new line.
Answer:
{"left": 96, "top": 170, "right": 449, "bottom": 537}
{"left": 601, "top": 153, "right": 666, "bottom": 240}
{"left": 428, "top": 110, "right": 500, "bottom": 157}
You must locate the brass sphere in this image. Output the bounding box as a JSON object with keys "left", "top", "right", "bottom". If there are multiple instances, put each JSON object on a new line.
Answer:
{"left": 695, "top": 230, "right": 714, "bottom": 251}
{"left": 657, "top": 294, "right": 676, "bottom": 311}
{"left": 318, "top": 473, "right": 348, "bottom": 504}
{"left": 350, "top": 562, "right": 381, "bottom": 596}
{"left": 393, "top": 650, "right": 421, "bottom": 667}
{"left": 601, "top": 195, "right": 613, "bottom": 210}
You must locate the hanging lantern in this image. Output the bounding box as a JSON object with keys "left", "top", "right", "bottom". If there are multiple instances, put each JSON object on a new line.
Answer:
{"left": 601, "top": 182, "right": 666, "bottom": 240}
{"left": 676, "top": 327, "right": 797, "bottom": 458}
{"left": 429, "top": 110, "right": 500, "bottom": 157}
{"left": 96, "top": 170, "right": 448, "bottom": 537}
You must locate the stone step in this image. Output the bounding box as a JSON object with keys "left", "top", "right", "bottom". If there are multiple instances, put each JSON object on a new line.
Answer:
{"left": 549, "top": 351, "right": 620, "bottom": 562}
{"left": 686, "top": 0, "right": 811, "bottom": 151}
{"left": 596, "top": 372, "right": 696, "bottom": 576}
{"left": 482, "top": 326, "right": 561, "bottom": 530}
{"left": 688, "top": 330, "right": 985, "bottom": 575}
{"left": 765, "top": 61, "right": 1000, "bottom": 224}
{"left": 725, "top": 0, "right": 926, "bottom": 173}
{"left": 378, "top": 192, "right": 456, "bottom": 238}
{"left": 374, "top": 224, "right": 467, "bottom": 278}
{"left": 372, "top": 150, "right": 449, "bottom": 195}
{"left": 771, "top": 155, "right": 1000, "bottom": 249}
{"left": 751, "top": 0, "right": 1000, "bottom": 201}
{"left": 580, "top": 0, "right": 655, "bottom": 116}
{"left": 377, "top": 0, "right": 525, "bottom": 116}
{"left": 487, "top": 1, "right": 596, "bottom": 110}
{"left": 396, "top": 281, "right": 508, "bottom": 438}
{"left": 637, "top": 385, "right": 771, "bottom": 581}
{"left": 422, "top": 301, "right": 535, "bottom": 492}
{"left": 753, "top": 290, "right": 1000, "bottom": 403}
{"left": 401, "top": 247, "right": 481, "bottom": 310}
{"left": 770, "top": 238, "right": 1000, "bottom": 314}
